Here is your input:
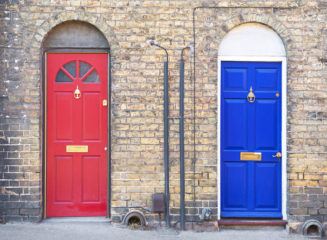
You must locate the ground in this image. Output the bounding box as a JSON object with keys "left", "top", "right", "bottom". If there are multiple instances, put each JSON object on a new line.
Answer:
{"left": 0, "top": 221, "right": 309, "bottom": 240}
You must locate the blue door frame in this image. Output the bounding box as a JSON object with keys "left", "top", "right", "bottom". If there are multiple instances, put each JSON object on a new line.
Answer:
{"left": 221, "top": 61, "right": 282, "bottom": 218}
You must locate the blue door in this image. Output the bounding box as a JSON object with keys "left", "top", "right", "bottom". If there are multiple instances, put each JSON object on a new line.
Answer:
{"left": 221, "top": 61, "right": 282, "bottom": 218}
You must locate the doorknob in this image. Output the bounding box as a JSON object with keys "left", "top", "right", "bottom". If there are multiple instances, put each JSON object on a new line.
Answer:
{"left": 272, "top": 152, "right": 282, "bottom": 158}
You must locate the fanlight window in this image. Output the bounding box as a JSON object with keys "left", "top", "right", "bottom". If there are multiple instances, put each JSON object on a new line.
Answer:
{"left": 55, "top": 60, "right": 100, "bottom": 83}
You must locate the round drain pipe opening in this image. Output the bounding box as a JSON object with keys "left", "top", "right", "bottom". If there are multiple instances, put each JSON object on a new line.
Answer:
{"left": 302, "top": 219, "right": 323, "bottom": 238}
{"left": 123, "top": 210, "right": 146, "bottom": 229}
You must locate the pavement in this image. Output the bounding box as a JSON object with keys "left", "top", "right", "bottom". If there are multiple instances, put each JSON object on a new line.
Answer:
{"left": 0, "top": 220, "right": 310, "bottom": 240}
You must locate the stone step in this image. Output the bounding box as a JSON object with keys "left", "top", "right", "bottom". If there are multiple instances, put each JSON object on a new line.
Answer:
{"left": 218, "top": 219, "right": 288, "bottom": 230}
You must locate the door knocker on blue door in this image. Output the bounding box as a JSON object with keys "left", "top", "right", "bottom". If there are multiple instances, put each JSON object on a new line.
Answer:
{"left": 247, "top": 86, "right": 255, "bottom": 103}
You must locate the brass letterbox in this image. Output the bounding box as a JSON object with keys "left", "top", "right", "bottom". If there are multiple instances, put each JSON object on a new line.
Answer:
{"left": 66, "top": 145, "right": 89, "bottom": 153}
{"left": 240, "top": 152, "right": 262, "bottom": 161}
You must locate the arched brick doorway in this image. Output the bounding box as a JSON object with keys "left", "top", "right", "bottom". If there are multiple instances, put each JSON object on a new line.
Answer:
{"left": 42, "top": 21, "right": 111, "bottom": 218}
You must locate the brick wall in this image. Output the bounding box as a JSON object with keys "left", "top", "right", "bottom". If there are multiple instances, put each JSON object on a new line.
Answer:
{"left": 0, "top": 0, "right": 326, "bottom": 232}
{"left": 0, "top": 1, "right": 41, "bottom": 221}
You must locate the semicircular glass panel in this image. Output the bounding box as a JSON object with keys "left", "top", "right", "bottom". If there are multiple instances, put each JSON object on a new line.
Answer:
{"left": 55, "top": 60, "right": 76, "bottom": 83}
{"left": 79, "top": 61, "right": 100, "bottom": 83}
{"left": 80, "top": 61, "right": 92, "bottom": 78}
{"left": 84, "top": 70, "right": 100, "bottom": 83}
{"left": 56, "top": 69, "right": 73, "bottom": 82}
{"left": 63, "top": 61, "right": 76, "bottom": 77}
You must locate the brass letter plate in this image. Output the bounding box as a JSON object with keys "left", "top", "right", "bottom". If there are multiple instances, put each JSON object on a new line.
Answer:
{"left": 240, "top": 152, "right": 262, "bottom": 161}
{"left": 66, "top": 145, "right": 89, "bottom": 153}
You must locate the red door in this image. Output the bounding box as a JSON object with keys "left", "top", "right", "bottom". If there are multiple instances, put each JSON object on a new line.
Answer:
{"left": 46, "top": 53, "right": 108, "bottom": 217}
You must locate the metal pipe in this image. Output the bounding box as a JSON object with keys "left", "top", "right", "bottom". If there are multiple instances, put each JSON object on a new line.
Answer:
{"left": 179, "top": 47, "right": 190, "bottom": 231}
{"left": 147, "top": 40, "right": 170, "bottom": 227}
{"left": 163, "top": 60, "right": 170, "bottom": 227}
{"left": 179, "top": 58, "right": 185, "bottom": 230}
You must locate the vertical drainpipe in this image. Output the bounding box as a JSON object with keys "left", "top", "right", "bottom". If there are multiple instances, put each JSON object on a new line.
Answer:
{"left": 163, "top": 58, "right": 170, "bottom": 228}
{"left": 179, "top": 50, "right": 186, "bottom": 231}
{"left": 179, "top": 46, "right": 191, "bottom": 230}
{"left": 147, "top": 40, "right": 170, "bottom": 227}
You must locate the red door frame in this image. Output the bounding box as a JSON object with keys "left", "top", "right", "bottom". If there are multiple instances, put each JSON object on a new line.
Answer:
{"left": 42, "top": 50, "right": 111, "bottom": 218}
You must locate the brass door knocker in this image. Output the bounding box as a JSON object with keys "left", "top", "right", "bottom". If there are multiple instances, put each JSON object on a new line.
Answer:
{"left": 74, "top": 85, "right": 81, "bottom": 99}
{"left": 247, "top": 86, "right": 255, "bottom": 103}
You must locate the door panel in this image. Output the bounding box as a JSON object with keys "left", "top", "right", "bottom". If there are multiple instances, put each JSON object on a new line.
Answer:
{"left": 55, "top": 156, "right": 73, "bottom": 202}
{"left": 55, "top": 93, "right": 73, "bottom": 140}
{"left": 254, "top": 163, "right": 279, "bottom": 209}
{"left": 47, "top": 53, "right": 108, "bottom": 217}
{"left": 82, "top": 156, "right": 100, "bottom": 202}
{"left": 223, "top": 162, "right": 248, "bottom": 209}
{"left": 254, "top": 68, "right": 279, "bottom": 91}
{"left": 254, "top": 100, "right": 278, "bottom": 150}
{"left": 223, "top": 68, "right": 248, "bottom": 91}
{"left": 223, "top": 99, "right": 247, "bottom": 150}
{"left": 83, "top": 93, "right": 101, "bottom": 140}
{"left": 221, "top": 61, "right": 282, "bottom": 218}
